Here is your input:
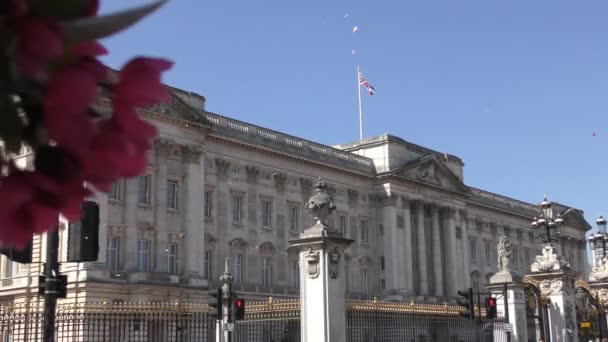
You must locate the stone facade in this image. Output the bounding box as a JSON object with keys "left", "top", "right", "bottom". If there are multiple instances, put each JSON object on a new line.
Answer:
{"left": 0, "top": 87, "right": 591, "bottom": 305}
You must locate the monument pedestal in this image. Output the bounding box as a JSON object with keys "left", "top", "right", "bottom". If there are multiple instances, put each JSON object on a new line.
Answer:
{"left": 488, "top": 271, "right": 527, "bottom": 342}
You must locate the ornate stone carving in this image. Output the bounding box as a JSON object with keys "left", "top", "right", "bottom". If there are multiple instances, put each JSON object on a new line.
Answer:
{"left": 305, "top": 178, "right": 337, "bottom": 230}
{"left": 304, "top": 248, "right": 320, "bottom": 279}
{"left": 590, "top": 256, "right": 608, "bottom": 282}
{"left": 168, "top": 232, "right": 185, "bottom": 244}
{"left": 137, "top": 222, "right": 155, "bottom": 240}
{"left": 215, "top": 158, "right": 231, "bottom": 180}
{"left": 229, "top": 238, "right": 248, "bottom": 253}
{"left": 183, "top": 145, "right": 203, "bottom": 164}
{"left": 258, "top": 241, "right": 277, "bottom": 255}
{"left": 497, "top": 235, "right": 512, "bottom": 272}
{"left": 273, "top": 172, "right": 287, "bottom": 191}
{"left": 204, "top": 233, "right": 217, "bottom": 248}
{"left": 416, "top": 161, "right": 440, "bottom": 185}
{"left": 245, "top": 166, "right": 259, "bottom": 183}
{"left": 531, "top": 245, "right": 570, "bottom": 273}
{"left": 108, "top": 224, "right": 125, "bottom": 236}
{"left": 154, "top": 139, "right": 172, "bottom": 157}
{"left": 328, "top": 248, "right": 341, "bottom": 279}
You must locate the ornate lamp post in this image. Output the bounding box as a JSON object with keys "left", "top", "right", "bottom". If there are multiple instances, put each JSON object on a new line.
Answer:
{"left": 588, "top": 215, "right": 608, "bottom": 261}
{"left": 531, "top": 196, "right": 564, "bottom": 245}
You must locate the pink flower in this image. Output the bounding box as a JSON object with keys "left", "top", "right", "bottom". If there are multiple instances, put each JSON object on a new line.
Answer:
{"left": 0, "top": 171, "right": 88, "bottom": 248}
{"left": 114, "top": 57, "right": 173, "bottom": 108}
{"left": 12, "top": 18, "right": 63, "bottom": 79}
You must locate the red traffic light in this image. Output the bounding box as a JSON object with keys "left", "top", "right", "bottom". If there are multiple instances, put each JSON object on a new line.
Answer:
{"left": 235, "top": 299, "right": 244, "bottom": 309}
{"left": 487, "top": 298, "right": 496, "bottom": 307}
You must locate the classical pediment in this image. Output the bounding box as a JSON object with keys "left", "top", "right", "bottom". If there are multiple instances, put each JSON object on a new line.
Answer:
{"left": 391, "top": 155, "right": 468, "bottom": 193}
{"left": 559, "top": 208, "right": 592, "bottom": 231}
{"left": 92, "top": 89, "right": 211, "bottom": 126}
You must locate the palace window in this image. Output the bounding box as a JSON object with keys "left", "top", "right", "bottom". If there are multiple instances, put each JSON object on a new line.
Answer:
{"left": 484, "top": 241, "right": 492, "bottom": 266}
{"left": 339, "top": 215, "right": 347, "bottom": 236}
{"left": 232, "top": 194, "right": 243, "bottom": 223}
{"left": 469, "top": 238, "right": 477, "bottom": 263}
{"left": 263, "top": 257, "right": 273, "bottom": 287}
{"left": 168, "top": 244, "right": 178, "bottom": 274}
{"left": 136, "top": 240, "right": 150, "bottom": 272}
{"left": 107, "top": 237, "right": 120, "bottom": 271}
{"left": 167, "top": 180, "right": 179, "bottom": 210}
{"left": 380, "top": 256, "right": 385, "bottom": 271}
{"left": 360, "top": 220, "right": 368, "bottom": 243}
{"left": 261, "top": 200, "right": 272, "bottom": 228}
{"left": 233, "top": 254, "right": 243, "bottom": 285}
{"left": 108, "top": 181, "right": 122, "bottom": 201}
{"left": 204, "top": 190, "right": 213, "bottom": 219}
{"left": 290, "top": 260, "right": 300, "bottom": 289}
{"left": 288, "top": 206, "right": 298, "bottom": 233}
{"left": 138, "top": 175, "right": 151, "bottom": 205}
{"left": 361, "top": 270, "right": 369, "bottom": 294}
{"left": 203, "top": 251, "right": 211, "bottom": 280}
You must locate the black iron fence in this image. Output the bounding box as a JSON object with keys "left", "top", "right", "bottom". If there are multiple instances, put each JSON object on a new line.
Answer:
{"left": 0, "top": 299, "right": 511, "bottom": 341}
{"left": 346, "top": 300, "right": 509, "bottom": 342}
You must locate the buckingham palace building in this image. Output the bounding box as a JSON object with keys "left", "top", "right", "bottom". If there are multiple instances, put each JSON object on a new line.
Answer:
{"left": 0, "top": 86, "right": 591, "bottom": 305}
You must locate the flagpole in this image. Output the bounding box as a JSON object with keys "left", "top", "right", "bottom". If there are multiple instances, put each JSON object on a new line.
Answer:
{"left": 357, "top": 66, "right": 363, "bottom": 140}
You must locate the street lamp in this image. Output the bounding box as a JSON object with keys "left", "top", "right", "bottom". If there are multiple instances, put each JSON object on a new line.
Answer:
{"left": 588, "top": 215, "right": 608, "bottom": 260}
{"left": 531, "top": 196, "right": 563, "bottom": 245}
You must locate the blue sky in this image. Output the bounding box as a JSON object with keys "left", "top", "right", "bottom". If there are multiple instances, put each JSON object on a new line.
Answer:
{"left": 100, "top": 1, "right": 608, "bottom": 238}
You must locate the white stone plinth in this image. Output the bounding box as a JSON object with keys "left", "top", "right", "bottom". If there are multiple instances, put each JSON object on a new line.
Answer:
{"left": 487, "top": 280, "right": 527, "bottom": 342}
{"left": 290, "top": 230, "right": 354, "bottom": 342}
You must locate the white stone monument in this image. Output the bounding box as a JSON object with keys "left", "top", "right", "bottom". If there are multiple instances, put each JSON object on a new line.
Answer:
{"left": 487, "top": 235, "right": 528, "bottom": 342}
{"left": 289, "top": 178, "right": 355, "bottom": 342}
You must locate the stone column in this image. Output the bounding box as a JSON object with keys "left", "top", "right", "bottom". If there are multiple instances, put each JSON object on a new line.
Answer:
{"left": 430, "top": 205, "right": 443, "bottom": 297}
{"left": 124, "top": 177, "right": 138, "bottom": 270}
{"left": 289, "top": 178, "right": 354, "bottom": 342}
{"left": 460, "top": 210, "right": 471, "bottom": 290}
{"left": 214, "top": 158, "right": 231, "bottom": 287}
{"left": 183, "top": 145, "right": 205, "bottom": 278}
{"left": 414, "top": 200, "right": 428, "bottom": 295}
{"left": 379, "top": 194, "right": 398, "bottom": 292}
{"left": 94, "top": 192, "right": 109, "bottom": 266}
{"left": 401, "top": 196, "right": 414, "bottom": 293}
{"left": 442, "top": 207, "right": 458, "bottom": 297}
{"left": 529, "top": 245, "right": 578, "bottom": 341}
{"left": 154, "top": 139, "right": 170, "bottom": 272}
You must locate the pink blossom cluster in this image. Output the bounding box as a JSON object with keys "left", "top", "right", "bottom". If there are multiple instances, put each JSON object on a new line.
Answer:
{"left": 1, "top": 0, "right": 172, "bottom": 247}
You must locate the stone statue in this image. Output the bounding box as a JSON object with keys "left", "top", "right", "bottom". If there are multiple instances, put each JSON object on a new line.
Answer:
{"left": 590, "top": 257, "right": 608, "bottom": 282}
{"left": 305, "top": 178, "right": 337, "bottom": 231}
{"left": 497, "top": 235, "right": 512, "bottom": 272}
{"left": 531, "top": 245, "right": 570, "bottom": 273}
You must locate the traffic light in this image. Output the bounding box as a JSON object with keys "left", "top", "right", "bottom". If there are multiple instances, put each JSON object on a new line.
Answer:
{"left": 0, "top": 239, "right": 32, "bottom": 264}
{"left": 457, "top": 288, "right": 474, "bottom": 320}
{"left": 67, "top": 201, "right": 100, "bottom": 262}
{"left": 209, "top": 288, "right": 223, "bottom": 319}
{"left": 234, "top": 297, "right": 245, "bottom": 321}
{"left": 485, "top": 297, "right": 497, "bottom": 319}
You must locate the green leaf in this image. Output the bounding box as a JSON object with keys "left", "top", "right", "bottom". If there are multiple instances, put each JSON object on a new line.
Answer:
{"left": 27, "top": 0, "right": 90, "bottom": 20}
{"left": 0, "top": 95, "right": 23, "bottom": 154}
{"left": 60, "top": 0, "right": 167, "bottom": 44}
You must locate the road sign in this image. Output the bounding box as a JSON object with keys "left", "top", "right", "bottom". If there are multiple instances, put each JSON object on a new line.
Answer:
{"left": 503, "top": 323, "right": 513, "bottom": 332}
{"left": 225, "top": 323, "right": 234, "bottom": 331}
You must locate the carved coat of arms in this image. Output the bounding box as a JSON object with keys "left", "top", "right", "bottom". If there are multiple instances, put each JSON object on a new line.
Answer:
{"left": 304, "top": 248, "right": 320, "bottom": 279}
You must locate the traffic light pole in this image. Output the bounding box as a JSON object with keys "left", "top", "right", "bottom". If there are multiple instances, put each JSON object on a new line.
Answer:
{"left": 43, "top": 226, "right": 60, "bottom": 342}
{"left": 219, "top": 258, "right": 233, "bottom": 342}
